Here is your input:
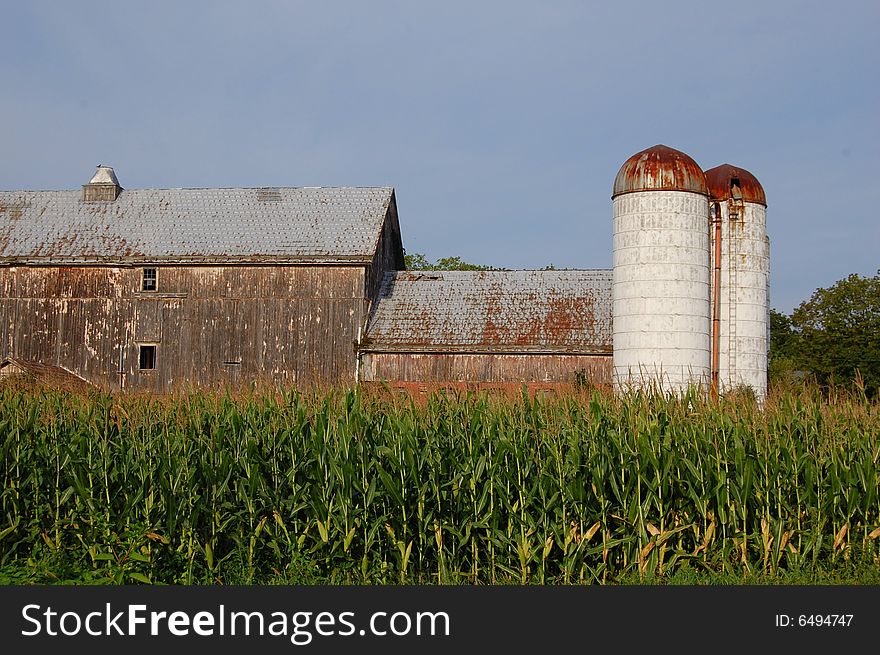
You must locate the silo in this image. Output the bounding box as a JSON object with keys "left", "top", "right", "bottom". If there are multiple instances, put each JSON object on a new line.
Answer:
{"left": 612, "top": 145, "right": 711, "bottom": 393}
{"left": 704, "top": 164, "right": 769, "bottom": 400}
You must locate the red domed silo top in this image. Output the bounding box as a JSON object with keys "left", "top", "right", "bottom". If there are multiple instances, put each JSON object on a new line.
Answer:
{"left": 704, "top": 164, "right": 767, "bottom": 206}
{"left": 612, "top": 144, "right": 708, "bottom": 198}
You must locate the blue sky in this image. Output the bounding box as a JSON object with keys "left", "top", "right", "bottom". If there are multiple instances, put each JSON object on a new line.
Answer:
{"left": 2, "top": 1, "right": 877, "bottom": 313}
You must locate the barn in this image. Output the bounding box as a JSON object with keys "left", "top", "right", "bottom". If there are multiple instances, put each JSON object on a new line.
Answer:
{"left": 359, "top": 269, "right": 612, "bottom": 392}
{"left": 0, "top": 167, "right": 404, "bottom": 391}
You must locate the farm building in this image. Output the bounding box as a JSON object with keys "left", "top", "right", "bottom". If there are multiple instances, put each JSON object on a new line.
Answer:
{"left": 359, "top": 269, "right": 612, "bottom": 393}
{"left": 0, "top": 167, "right": 404, "bottom": 391}
{"left": 0, "top": 145, "right": 769, "bottom": 397}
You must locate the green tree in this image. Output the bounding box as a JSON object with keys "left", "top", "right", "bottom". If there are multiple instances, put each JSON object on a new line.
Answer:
{"left": 403, "top": 252, "right": 432, "bottom": 270}
{"left": 434, "top": 256, "right": 492, "bottom": 271}
{"left": 404, "top": 253, "right": 494, "bottom": 271}
{"left": 789, "top": 271, "right": 880, "bottom": 395}
{"left": 769, "top": 308, "right": 799, "bottom": 382}
{"left": 403, "top": 253, "right": 560, "bottom": 271}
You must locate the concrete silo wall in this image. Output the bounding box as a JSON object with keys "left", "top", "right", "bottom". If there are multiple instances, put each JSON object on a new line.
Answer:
{"left": 712, "top": 201, "right": 769, "bottom": 399}
{"left": 612, "top": 190, "right": 711, "bottom": 392}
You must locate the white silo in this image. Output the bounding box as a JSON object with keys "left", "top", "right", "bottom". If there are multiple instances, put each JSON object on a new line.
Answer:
{"left": 705, "top": 164, "right": 769, "bottom": 400}
{"left": 612, "top": 144, "right": 711, "bottom": 393}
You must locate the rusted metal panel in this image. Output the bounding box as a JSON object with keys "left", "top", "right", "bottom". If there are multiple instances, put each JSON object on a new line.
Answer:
{"left": 704, "top": 164, "right": 767, "bottom": 207}
{"left": 362, "top": 270, "right": 612, "bottom": 353}
{"left": 362, "top": 352, "right": 612, "bottom": 385}
{"left": 0, "top": 187, "right": 394, "bottom": 264}
{"left": 612, "top": 144, "right": 708, "bottom": 198}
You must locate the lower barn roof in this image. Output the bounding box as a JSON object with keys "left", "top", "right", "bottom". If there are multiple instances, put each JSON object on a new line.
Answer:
{"left": 362, "top": 270, "right": 612, "bottom": 353}
{"left": 0, "top": 357, "right": 94, "bottom": 391}
{"left": 0, "top": 187, "right": 395, "bottom": 264}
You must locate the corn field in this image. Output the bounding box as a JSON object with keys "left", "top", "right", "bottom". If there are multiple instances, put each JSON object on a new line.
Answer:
{"left": 1, "top": 383, "right": 879, "bottom": 584}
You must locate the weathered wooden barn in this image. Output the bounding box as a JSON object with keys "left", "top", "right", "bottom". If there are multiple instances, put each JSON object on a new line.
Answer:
{"left": 0, "top": 167, "right": 404, "bottom": 391}
{"left": 0, "top": 166, "right": 618, "bottom": 392}
{"left": 359, "top": 270, "right": 612, "bottom": 391}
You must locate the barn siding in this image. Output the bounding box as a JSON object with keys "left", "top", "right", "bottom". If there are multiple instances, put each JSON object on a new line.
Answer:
{"left": 0, "top": 265, "right": 366, "bottom": 391}
{"left": 361, "top": 352, "right": 612, "bottom": 385}
{"left": 365, "top": 200, "right": 405, "bottom": 305}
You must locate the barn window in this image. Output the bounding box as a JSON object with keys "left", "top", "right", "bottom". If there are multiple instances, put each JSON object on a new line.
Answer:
{"left": 139, "top": 345, "right": 156, "bottom": 370}
{"left": 142, "top": 268, "right": 157, "bottom": 291}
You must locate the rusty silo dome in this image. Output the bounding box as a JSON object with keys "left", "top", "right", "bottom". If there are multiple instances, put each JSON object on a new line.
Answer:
{"left": 612, "top": 144, "right": 708, "bottom": 198}
{"left": 704, "top": 163, "right": 767, "bottom": 207}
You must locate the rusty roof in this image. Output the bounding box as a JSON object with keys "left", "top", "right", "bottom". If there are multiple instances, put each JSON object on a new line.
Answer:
{"left": 0, "top": 186, "right": 396, "bottom": 264}
{"left": 704, "top": 164, "right": 767, "bottom": 207}
{"left": 612, "top": 144, "right": 707, "bottom": 198}
{"left": 0, "top": 357, "right": 95, "bottom": 392}
{"left": 362, "top": 270, "right": 612, "bottom": 353}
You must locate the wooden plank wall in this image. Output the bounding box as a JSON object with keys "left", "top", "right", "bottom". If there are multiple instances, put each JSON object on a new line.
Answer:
{"left": 361, "top": 352, "right": 612, "bottom": 385}
{"left": 0, "top": 265, "right": 366, "bottom": 391}
{"left": 364, "top": 205, "right": 405, "bottom": 305}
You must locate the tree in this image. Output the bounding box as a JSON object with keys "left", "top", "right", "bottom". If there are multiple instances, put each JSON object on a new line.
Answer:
{"left": 434, "top": 256, "right": 493, "bottom": 271}
{"left": 403, "top": 252, "right": 432, "bottom": 270}
{"left": 403, "top": 252, "right": 559, "bottom": 271}
{"left": 768, "top": 308, "right": 799, "bottom": 382}
{"left": 403, "top": 253, "right": 494, "bottom": 271}
{"left": 789, "top": 271, "right": 880, "bottom": 395}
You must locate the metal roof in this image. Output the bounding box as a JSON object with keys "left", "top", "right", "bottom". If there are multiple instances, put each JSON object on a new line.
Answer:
{"left": 0, "top": 186, "right": 394, "bottom": 264}
{"left": 612, "top": 144, "right": 708, "bottom": 198}
{"left": 362, "top": 270, "right": 613, "bottom": 353}
{"left": 704, "top": 163, "right": 767, "bottom": 207}
{"left": 0, "top": 357, "right": 94, "bottom": 391}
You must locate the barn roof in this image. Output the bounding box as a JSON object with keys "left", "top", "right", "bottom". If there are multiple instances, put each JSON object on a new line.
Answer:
{"left": 0, "top": 186, "right": 396, "bottom": 264}
{"left": 362, "top": 270, "right": 612, "bottom": 353}
{"left": 0, "top": 357, "right": 95, "bottom": 392}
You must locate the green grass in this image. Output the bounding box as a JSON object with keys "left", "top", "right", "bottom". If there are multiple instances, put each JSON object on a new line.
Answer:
{"left": 0, "top": 382, "right": 878, "bottom": 585}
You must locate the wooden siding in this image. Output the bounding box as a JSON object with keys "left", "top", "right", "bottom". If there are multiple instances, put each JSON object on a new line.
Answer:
{"left": 364, "top": 198, "right": 405, "bottom": 305}
{"left": 0, "top": 265, "right": 366, "bottom": 391}
{"left": 361, "top": 352, "right": 612, "bottom": 385}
